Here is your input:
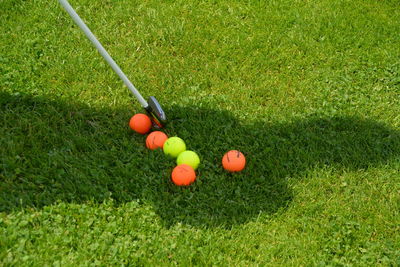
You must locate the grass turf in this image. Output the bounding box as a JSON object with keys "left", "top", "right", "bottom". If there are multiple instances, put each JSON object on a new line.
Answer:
{"left": 1, "top": 0, "right": 400, "bottom": 265}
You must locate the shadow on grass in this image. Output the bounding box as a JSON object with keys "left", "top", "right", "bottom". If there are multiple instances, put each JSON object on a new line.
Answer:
{"left": 1, "top": 91, "right": 400, "bottom": 228}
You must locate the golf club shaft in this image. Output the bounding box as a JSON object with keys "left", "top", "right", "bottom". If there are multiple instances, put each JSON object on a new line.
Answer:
{"left": 59, "top": 0, "right": 148, "bottom": 108}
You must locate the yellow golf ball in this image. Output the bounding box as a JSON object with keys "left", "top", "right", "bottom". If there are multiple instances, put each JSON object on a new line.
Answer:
{"left": 176, "top": 150, "right": 200, "bottom": 170}
{"left": 163, "top": 137, "right": 186, "bottom": 158}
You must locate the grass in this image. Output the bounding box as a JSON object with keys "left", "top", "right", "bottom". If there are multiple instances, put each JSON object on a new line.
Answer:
{"left": 1, "top": 0, "right": 400, "bottom": 265}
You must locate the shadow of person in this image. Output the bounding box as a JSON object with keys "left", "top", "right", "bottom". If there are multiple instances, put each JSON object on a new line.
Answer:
{"left": 147, "top": 106, "right": 400, "bottom": 228}
{"left": 1, "top": 92, "right": 399, "bottom": 228}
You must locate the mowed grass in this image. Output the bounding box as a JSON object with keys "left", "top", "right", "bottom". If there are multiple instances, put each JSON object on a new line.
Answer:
{"left": 1, "top": 0, "right": 400, "bottom": 265}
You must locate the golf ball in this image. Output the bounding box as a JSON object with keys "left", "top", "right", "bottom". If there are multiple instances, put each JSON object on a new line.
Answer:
{"left": 222, "top": 150, "right": 246, "bottom": 172}
{"left": 176, "top": 150, "right": 200, "bottom": 170}
{"left": 146, "top": 131, "right": 168, "bottom": 150}
{"left": 163, "top": 137, "right": 186, "bottom": 158}
{"left": 171, "top": 164, "right": 196, "bottom": 186}
{"left": 129, "top": 113, "right": 152, "bottom": 134}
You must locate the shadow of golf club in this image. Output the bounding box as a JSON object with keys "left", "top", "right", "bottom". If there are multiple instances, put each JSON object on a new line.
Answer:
{"left": 1, "top": 91, "right": 400, "bottom": 228}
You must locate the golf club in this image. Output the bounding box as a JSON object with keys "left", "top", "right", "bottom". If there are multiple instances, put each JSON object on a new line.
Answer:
{"left": 58, "top": 0, "right": 167, "bottom": 128}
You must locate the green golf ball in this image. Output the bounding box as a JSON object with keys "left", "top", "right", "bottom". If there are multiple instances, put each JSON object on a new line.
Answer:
{"left": 176, "top": 150, "right": 200, "bottom": 170}
{"left": 163, "top": 137, "right": 186, "bottom": 158}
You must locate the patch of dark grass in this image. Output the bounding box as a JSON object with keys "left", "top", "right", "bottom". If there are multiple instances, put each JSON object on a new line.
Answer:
{"left": 2, "top": 91, "right": 399, "bottom": 228}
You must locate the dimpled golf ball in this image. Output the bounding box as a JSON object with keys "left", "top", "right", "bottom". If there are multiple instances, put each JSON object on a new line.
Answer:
{"left": 222, "top": 150, "right": 246, "bottom": 172}
{"left": 129, "top": 113, "right": 152, "bottom": 134}
{"left": 171, "top": 164, "right": 196, "bottom": 186}
{"left": 163, "top": 137, "right": 186, "bottom": 158}
{"left": 176, "top": 150, "right": 200, "bottom": 170}
{"left": 146, "top": 131, "right": 168, "bottom": 150}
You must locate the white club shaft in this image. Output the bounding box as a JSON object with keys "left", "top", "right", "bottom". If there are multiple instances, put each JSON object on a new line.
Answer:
{"left": 59, "top": 0, "right": 148, "bottom": 108}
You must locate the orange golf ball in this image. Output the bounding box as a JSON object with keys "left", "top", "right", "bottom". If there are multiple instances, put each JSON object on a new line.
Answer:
{"left": 171, "top": 164, "right": 196, "bottom": 186}
{"left": 146, "top": 131, "right": 168, "bottom": 150}
{"left": 222, "top": 150, "right": 246, "bottom": 172}
{"left": 129, "top": 113, "right": 152, "bottom": 134}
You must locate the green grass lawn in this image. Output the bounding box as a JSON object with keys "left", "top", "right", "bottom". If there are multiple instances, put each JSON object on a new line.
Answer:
{"left": 1, "top": 0, "right": 400, "bottom": 265}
